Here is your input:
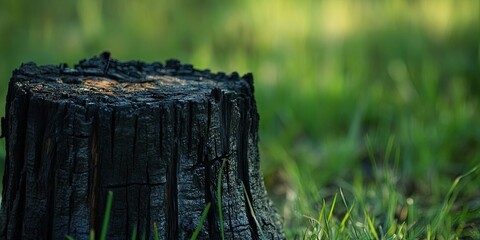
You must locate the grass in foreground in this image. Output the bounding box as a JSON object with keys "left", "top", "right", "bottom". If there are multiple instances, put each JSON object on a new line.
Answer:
{"left": 276, "top": 139, "right": 480, "bottom": 239}
{"left": 296, "top": 166, "right": 480, "bottom": 239}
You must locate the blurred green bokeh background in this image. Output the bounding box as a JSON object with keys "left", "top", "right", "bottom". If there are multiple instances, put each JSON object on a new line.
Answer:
{"left": 0, "top": 0, "right": 479, "bottom": 234}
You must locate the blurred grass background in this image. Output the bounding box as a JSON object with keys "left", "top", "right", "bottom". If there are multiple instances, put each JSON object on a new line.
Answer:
{"left": 0, "top": 0, "right": 479, "bottom": 238}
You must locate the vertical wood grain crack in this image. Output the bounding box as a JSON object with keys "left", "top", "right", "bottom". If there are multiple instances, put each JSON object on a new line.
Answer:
{"left": 237, "top": 98, "right": 259, "bottom": 238}
{"left": 89, "top": 127, "right": 99, "bottom": 231}
{"left": 167, "top": 106, "right": 179, "bottom": 239}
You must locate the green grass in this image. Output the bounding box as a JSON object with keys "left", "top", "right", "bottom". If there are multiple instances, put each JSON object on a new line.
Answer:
{"left": 296, "top": 163, "right": 480, "bottom": 239}
{"left": 190, "top": 202, "right": 211, "bottom": 240}
{"left": 153, "top": 222, "right": 159, "bottom": 240}
{"left": 1, "top": 0, "right": 479, "bottom": 239}
{"left": 100, "top": 191, "right": 114, "bottom": 240}
{"left": 67, "top": 191, "right": 114, "bottom": 240}
{"left": 217, "top": 159, "right": 226, "bottom": 240}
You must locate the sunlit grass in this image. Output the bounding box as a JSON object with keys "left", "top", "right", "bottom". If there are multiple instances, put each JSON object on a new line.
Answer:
{"left": 289, "top": 148, "right": 479, "bottom": 239}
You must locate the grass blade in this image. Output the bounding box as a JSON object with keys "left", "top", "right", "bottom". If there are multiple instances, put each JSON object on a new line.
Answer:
{"left": 431, "top": 164, "right": 479, "bottom": 232}
{"left": 217, "top": 159, "right": 226, "bottom": 240}
{"left": 100, "top": 191, "right": 114, "bottom": 240}
{"left": 339, "top": 202, "right": 354, "bottom": 233}
{"left": 153, "top": 222, "right": 159, "bottom": 240}
{"left": 190, "top": 202, "right": 212, "bottom": 240}
{"left": 242, "top": 182, "right": 266, "bottom": 240}
{"left": 131, "top": 225, "right": 137, "bottom": 240}
{"left": 364, "top": 209, "right": 379, "bottom": 240}
{"left": 327, "top": 192, "right": 337, "bottom": 223}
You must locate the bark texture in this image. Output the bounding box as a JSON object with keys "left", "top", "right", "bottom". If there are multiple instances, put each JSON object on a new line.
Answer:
{"left": 0, "top": 53, "right": 284, "bottom": 239}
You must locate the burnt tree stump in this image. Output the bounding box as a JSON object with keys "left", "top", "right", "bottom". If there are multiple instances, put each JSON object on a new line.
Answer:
{"left": 0, "top": 53, "right": 284, "bottom": 239}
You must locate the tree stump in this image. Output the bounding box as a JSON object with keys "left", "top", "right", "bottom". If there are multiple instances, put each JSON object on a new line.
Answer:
{"left": 0, "top": 53, "right": 284, "bottom": 239}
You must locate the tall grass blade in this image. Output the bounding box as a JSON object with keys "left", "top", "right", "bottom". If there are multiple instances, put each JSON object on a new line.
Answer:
{"left": 364, "top": 209, "right": 379, "bottom": 240}
{"left": 327, "top": 192, "right": 337, "bottom": 223}
{"left": 100, "top": 191, "right": 114, "bottom": 240}
{"left": 131, "top": 225, "right": 137, "bottom": 240}
{"left": 431, "top": 164, "right": 479, "bottom": 232}
{"left": 339, "top": 202, "right": 354, "bottom": 233}
{"left": 242, "top": 182, "right": 266, "bottom": 240}
{"left": 217, "top": 159, "right": 226, "bottom": 240}
{"left": 364, "top": 135, "right": 378, "bottom": 175}
{"left": 190, "top": 202, "right": 212, "bottom": 240}
{"left": 384, "top": 135, "right": 395, "bottom": 164}
{"left": 318, "top": 199, "right": 328, "bottom": 238}
{"left": 339, "top": 188, "right": 355, "bottom": 233}
{"left": 317, "top": 199, "right": 326, "bottom": 224}
{"left": 153, "top": 222, "right": 159, "bottom": 240}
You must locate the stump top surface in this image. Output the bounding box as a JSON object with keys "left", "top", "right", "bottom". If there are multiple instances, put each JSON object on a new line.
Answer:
{"left": 11, "top": 52, "right": 254, "bottom": 106}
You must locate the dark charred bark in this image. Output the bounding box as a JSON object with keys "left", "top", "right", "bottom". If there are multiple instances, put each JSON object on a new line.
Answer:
{"left": 0, "top": 53, "right": 284, "bottom": 239}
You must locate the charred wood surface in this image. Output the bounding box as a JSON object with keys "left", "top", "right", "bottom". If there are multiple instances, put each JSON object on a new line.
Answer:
{"left": 0, "top": 53, "right": 284, "bottom": 239}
